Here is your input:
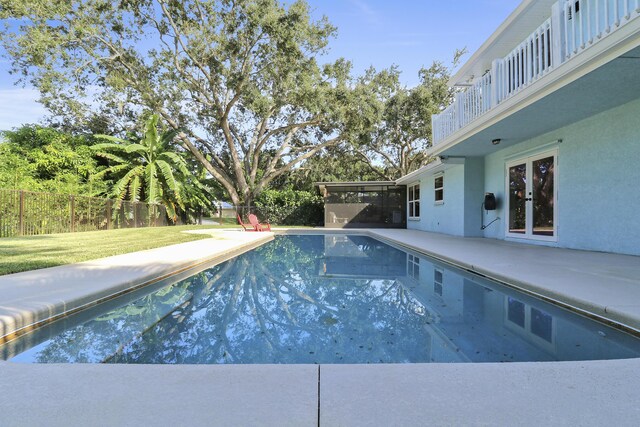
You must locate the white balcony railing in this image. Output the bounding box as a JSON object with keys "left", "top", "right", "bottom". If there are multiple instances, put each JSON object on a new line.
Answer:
{"left": 431, "top": 0, "right": 640, "bottom": 146}
{"left": 458, "top": 72, "right": 493, "bottom": 129}
{"left": 564, "top": 0, "right": 640, "bottom": 58}
{"left": 432, "top": 72, "right": 492, "bottom": 143}
{"left": 498, "top": 18, "right": 553, "bottom": 101}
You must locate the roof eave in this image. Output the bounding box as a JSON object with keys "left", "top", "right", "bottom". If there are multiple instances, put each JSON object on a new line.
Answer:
{"left": 449, "top": 0, "right": 556, "bottom": 86}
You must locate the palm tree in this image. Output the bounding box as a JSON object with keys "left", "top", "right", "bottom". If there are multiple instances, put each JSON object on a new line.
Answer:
{"left": 93, "top": 114, "right": 193, "bottom": 221}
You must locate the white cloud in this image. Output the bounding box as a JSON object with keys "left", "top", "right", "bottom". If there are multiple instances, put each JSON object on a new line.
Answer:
{"left": 0, "top": 88, "right": 47, "bottom": 131}
{"left": 346, "top": 0, "right": 378, "bottom": 24}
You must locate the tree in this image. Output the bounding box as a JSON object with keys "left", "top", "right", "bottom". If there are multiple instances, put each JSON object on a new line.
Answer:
{"left": 354, "top": 51, "right": 466, "bottom": 180}
{"left": 0, "top": 140, "right": 38, "bottom": 190}
{"left": 0, "top": 125, "right": 105, "bottom": 194}
{"left": 284, "top": 147, "right": 386, "bottom": 192}
{"left": 93, "top": 114, "right": 196, "bottom": 220}
{"left": 0, "top": 0, "right": 386, "bottom": 205}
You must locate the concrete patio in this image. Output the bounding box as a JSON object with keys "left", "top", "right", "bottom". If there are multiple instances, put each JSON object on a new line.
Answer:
{"left": 1, "top": 228, "right": 639, "bottom": 426}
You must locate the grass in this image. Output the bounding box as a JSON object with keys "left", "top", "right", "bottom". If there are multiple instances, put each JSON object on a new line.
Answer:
{"left": 0, "top": 225, "right": 234, "bottom": 276}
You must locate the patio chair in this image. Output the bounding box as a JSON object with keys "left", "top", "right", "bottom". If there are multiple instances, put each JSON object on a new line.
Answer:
{"left": 248, "top": 213, "right": 271, "bottom": 232}
{"left": 237, "top": 214, "right": 258, "bottom": 231}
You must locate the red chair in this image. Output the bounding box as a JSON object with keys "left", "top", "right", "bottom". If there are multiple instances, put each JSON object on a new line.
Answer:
{"left": 237, "top": 214, "right": 258, "bottom": 231}
{"left": 248, "top": 214, "right": 271, "bottom": 232}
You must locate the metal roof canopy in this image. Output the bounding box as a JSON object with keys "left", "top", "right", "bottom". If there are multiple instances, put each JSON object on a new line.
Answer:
{"left": 316, "top": 181, "right": 399, "bottom": 194}
{"left": 315, "top": 181, "right": 397, "bottom": 187}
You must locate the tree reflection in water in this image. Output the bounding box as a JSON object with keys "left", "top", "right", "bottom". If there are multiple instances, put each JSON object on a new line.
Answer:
{"left": 109, "top": 235, "right": 432, "bottom": 364}
{"left": 12, "top": 236, "right": 433, "bottom": 364}
{"left": 7, "top": 235, "right": 640, "bottom": 364}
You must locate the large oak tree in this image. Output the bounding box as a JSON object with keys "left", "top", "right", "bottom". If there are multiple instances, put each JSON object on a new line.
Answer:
{"left": 354, "top": 51, "right": 465, "bottom": 180}
{"left": 1, "top": 0, "right": 386, "bottom": 205}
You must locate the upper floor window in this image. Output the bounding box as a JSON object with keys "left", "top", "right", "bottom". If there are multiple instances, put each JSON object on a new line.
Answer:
{"left": 434, "top": 175, "right": 444, "bottom": 204}
{"left": 408, "top": 183, "right": 420, "bottom": 219}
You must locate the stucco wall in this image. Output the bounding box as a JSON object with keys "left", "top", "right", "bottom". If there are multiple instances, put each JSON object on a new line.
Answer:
{"left": 405, "top": 159, "right": 487, "bottom": 237}
{"left": 406, "top": 165, "right": 466, "bottom": 236}
{"left": 482, "top": 97, "right": 640, "bottom": 255}
{"left": 463, "top": 157, "right": 485, "bottom": 237}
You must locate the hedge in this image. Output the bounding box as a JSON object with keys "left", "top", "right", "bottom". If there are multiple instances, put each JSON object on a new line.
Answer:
{"left": 254, "top": 189, "right": 323, "bottom": 226}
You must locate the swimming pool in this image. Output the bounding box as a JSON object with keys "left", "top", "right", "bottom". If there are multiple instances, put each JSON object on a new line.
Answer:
{"left": 2, "top": 234, "right": 640, "bottom": 364}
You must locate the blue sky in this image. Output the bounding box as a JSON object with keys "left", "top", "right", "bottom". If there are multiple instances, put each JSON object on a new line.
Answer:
{"left": 0, "top": 0, "right": 522, "bottom": 131}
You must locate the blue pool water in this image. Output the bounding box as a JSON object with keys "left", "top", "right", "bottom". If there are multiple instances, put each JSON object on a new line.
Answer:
{"left": 3, "top": 234, "right": 640, "bottom": 364}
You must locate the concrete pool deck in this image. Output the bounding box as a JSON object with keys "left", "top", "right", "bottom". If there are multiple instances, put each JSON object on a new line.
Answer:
{"left": 1, "top": 228, "right": 639, "bottom": 426}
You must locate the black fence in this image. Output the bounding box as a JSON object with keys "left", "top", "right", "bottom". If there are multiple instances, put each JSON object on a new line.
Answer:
{"left": 0, "top": 189, "right": 168, "bottom": 238}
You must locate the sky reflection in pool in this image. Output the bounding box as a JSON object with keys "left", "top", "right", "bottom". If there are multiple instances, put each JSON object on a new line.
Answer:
{"left": 4, "top": 235, "right": 640, "bottom": 364}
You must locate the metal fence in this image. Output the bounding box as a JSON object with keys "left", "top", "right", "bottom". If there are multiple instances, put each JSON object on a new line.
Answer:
{"left": 0, "top": 189, "right": 168, "bottom": 238}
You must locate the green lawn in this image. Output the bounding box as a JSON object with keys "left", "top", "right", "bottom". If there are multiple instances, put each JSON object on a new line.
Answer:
{"left": 0, "top": 225, "right": 234, "bottom": 276}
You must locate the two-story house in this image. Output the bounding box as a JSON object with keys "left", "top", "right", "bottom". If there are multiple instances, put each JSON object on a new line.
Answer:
{"left": 398, "top": 0, "right": 640, "bottom": 256}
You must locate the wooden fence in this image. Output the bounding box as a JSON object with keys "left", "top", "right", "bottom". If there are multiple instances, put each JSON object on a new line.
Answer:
{"left": 0, "top": 189, "right": 168, "bottom": 238}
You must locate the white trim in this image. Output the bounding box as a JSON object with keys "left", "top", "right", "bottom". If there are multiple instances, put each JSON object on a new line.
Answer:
{"left": 434, "top": 174, "right": 444, "bottom": 204}
{"left": 449, "top": 0, "right": 556, "bottom": 86}
{"left": 430, "top": 19, "right": 640, "bottom": 157}
{"left": 395, "top": 158, "right": 464, "bottom": 185}
{"left": 396, "top": 160, "right": 442, "bottom": 185}
{"left": 408, "top": 182, "right": 421, "bottom": 220}
{"left": 505, "top": 148, "right": 558, "bottom": 242}
{"left": 433, "top": 268, "right": 444, "bottom": 297}
{"left": 407, "top": 253, "right": 420, "bottom": 281}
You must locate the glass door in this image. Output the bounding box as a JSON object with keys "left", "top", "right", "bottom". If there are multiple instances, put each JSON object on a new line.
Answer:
{"left": 508, "top": 162, "right": 527, "bottom": 235}
{"left": 531, "top": 155, "right": 555, "bottom": 237}
{"left": 506, "top": 150, "right": 557, "bottom": 241}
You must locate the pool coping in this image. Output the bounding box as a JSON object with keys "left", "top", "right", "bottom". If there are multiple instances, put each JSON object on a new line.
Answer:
{"left": 1, "top": 228, "right": 640, "bottom": 425}
{"left": 0, "top": 230, "right": 274, "bottom": 342}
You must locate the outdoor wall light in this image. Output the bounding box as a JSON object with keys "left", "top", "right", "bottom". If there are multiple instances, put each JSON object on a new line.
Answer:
{"left": 491, "top": 138, "right": 501, "bottom": 145}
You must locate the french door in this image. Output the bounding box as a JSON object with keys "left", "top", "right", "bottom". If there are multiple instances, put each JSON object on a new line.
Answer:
{"left": 506, "top": 150, "right": 557, "bottom": 241}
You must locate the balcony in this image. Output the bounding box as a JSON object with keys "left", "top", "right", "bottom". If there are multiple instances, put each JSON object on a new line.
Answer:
{"left": 431, "top": 0, "right": 640, "bottom": 146}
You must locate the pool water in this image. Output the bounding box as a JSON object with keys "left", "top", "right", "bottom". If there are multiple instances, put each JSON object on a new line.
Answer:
{"left": 3, "top": 234, "right": 640, "bottom": 364}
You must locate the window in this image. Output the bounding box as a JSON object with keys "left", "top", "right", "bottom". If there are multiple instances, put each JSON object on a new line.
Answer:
{"left": 531, "top": 307, "right": 553, "bottom": 343}
{"left": 407, "top": 254, "right": 420, "bottom": 280}
{"left": 505, "top": 297, "right": 556, "bottom": 352}
{"left": 507, "top": 297, "right": 526, "bottom": 327}
{"left": 434, "top": 175, "right": 444, "bottom": 204}
{"left": 433, "top": 269, "right": 443, "bottom": 296}
{"left": 408, "top": 183, "right": 420, "bottom": 219}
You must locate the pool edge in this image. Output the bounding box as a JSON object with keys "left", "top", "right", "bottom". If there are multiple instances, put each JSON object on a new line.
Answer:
{"left": 0, "top": 232, "right": 274, "bottom": 343}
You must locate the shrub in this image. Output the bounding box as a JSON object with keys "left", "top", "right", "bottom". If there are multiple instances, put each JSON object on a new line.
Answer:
{"left": 254, "top": 189, "right": 323, "bottom": 226}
